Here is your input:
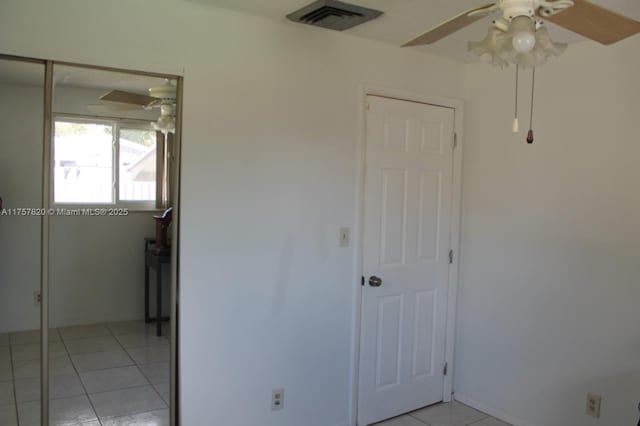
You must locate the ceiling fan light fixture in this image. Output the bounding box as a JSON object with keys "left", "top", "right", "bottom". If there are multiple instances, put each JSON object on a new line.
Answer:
{"left": 469, "top": 17, "right": 568, "bottom": 68}
{"left": 149, "top": 79, "right": 177, "bottom": 100}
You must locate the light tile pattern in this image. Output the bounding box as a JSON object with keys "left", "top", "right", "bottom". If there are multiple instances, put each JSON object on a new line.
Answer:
{"left": 374, "top": 401, "right": 513, "bottom": 426}
{"left": 0, "top": 320, "right": 170, "bottom": 425}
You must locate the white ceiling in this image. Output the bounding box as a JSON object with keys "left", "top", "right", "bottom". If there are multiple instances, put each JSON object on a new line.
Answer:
{"left": 0, "top": 60, "right": 44, "bottom": 86}
{"left": 0, "top": 60, "right": 170, "bottom": 93}
{"left": 192, "top": 0, "right": 640, "bottom": 62}
{"left": 54, "top": 65, "right": 169, "bottom": 93}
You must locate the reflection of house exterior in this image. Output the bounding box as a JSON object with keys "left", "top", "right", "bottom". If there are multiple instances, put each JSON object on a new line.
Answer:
{"left": 122, "top": 139, "right": 156, "bottom": 182}
{"left": 120, "top": 139, "right": 156, "bottom": 201}
{"left": 54, "top": 132, "right": 155, "bottom": 203}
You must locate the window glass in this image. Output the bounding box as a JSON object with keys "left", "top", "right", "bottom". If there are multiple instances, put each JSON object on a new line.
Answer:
{"left": 119, "top": 128, "right": 157, "bottom": 202}
{"left": 54, "top": 121, "right": 113, "bottom": 203}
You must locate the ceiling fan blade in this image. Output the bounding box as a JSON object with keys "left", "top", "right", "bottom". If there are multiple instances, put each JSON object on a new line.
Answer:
{"left": 99, "top": 90, "right": 157, "bottom": 106}
{"left": 402, "top": 3, "right": 497, "bottom": 47}
{"left": 544, "top": 0, "right": 640, "bottom": 45}
{"left": 87, "top": 103, "right": 145, "bottom": 113}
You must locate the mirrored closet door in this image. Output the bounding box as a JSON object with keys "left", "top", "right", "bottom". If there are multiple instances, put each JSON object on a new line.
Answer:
{"left": 46, "top": 64, "right": 179, "bottom": 425}
{"left": 0, "top": 56, "right": 45, "bottom": 426}
{"left": 1, "top": 55, "right": 181, "bottom": 426}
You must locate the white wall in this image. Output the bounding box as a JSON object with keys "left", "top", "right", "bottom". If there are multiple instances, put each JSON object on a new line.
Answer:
{"left": 0, "top": 1, "right": 466, "bottom": 425}
{"left": 456, "top": 38, "right": 640, "bottom": 426}
{"left": 0, "top": 81, "right": 43, "bottom": 333}
{"left": 49, "top": 214, "right": 157, "bottom": 327}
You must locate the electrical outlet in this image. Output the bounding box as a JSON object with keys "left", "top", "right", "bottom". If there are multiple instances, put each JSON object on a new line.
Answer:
{"left": 339, "top": 227, "right": 349, "bottom": 247}
{"left": 271, "top": 388, "right": 284, "bottom": 411}
{"left": 33, "top": 291, "right": 41, "bottom": 306}
{"left": 586, "top": 393, "right": 601, "bottom": 418}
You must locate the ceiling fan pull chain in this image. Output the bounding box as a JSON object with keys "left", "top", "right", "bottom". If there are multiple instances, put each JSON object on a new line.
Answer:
{"left": 513, "top": 64, "right": 520, "bottom": 133}
{"left": 527, "top": 67, "right": 536, "bottom": 144}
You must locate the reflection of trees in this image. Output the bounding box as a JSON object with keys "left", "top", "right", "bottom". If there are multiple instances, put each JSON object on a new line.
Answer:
{"left": 121, "top": 128, "right": 155, "bottom": 146}
{"left": 55, "top": 122, "right": 112, "bottom": 137}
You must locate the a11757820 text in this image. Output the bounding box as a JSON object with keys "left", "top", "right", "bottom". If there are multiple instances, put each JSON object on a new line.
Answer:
{"left": 0, "top": 207, "right": 129, "bottom": 217}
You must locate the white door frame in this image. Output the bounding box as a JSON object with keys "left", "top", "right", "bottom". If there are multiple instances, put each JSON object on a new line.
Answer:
{"left": 350, "top": 84, "right": 464, "bottom": 426}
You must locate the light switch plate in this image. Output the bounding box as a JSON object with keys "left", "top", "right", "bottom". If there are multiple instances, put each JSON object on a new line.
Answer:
{"left": 339, "top": 227, "right": 349, "bottom": 247}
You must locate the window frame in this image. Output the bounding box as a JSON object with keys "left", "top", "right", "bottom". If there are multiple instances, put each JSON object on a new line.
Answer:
{"left": 52, "top": 114, "right": 160, "bottom": 210}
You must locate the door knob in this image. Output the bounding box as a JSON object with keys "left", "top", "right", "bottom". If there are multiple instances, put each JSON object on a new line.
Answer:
{"left": 368, "top": 276, "right": 382, "bottom": 287}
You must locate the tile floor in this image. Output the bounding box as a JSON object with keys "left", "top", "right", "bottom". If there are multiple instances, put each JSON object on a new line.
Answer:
{"left": 0, "top": 320, "right": 170, "bottom": 426}
{"left": 375, "top": 401, "right": 512, "bottom": 426}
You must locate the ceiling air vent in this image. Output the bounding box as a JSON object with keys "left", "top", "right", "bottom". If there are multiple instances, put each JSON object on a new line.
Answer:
{"left": 287, "top": 0, "right": 383, "bottom": 31}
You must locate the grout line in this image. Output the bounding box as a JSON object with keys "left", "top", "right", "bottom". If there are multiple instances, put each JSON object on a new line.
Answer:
{"left": 9, "top": 339, "right": 20, "bottom": 426}
{"left": 99, "top": 407, "right": 169, "bottom": 424}
{"left": 86, "top": 322, "right": 168, "bottom": 419}
{"left": 86, "top": 383, "right": 157, "bottom": 397}
{"left": 407, "top": 413, "right": 431, "bottom": 425}
{"left": 465, "top": 418, "right": 490, "bottom": 426}
{"left": 111, "top": 321, "right": 173, "bottom": 414}
{"left": 72, "top": 362, "right": 137, "bottom": 375}
{"left": 59, "top": 328, "right": 103, "bottom": 426}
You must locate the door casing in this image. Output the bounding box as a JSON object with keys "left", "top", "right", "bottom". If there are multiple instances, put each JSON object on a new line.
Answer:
{"left": 350, "top": 84, "right": 464, "bottom": 426}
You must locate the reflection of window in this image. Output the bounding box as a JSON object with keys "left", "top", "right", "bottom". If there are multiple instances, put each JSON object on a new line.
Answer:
{"left": 53, "top": 117, "right": 159, "bottom": 208}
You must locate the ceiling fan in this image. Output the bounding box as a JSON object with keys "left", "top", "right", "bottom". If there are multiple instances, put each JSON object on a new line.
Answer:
{"left": 402, "top": 0, "right": 640, "bottom": 68}
{"left": 88, "top": 79, "right": 177, "bottom": 134}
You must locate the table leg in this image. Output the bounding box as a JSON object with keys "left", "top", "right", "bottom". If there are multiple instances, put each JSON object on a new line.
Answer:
{"left": 157, "top": 264, "right": 162, "bottom": 337}
{"left": 145, "top": 264, "right": 150, "bottom": 323}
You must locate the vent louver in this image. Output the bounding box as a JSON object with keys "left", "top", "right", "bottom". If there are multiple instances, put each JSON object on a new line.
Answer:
{"left": 287, "top": 0, "right": 383, "bottom": 31}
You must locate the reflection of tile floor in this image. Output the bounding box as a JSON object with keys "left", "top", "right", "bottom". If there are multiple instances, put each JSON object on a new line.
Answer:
{"left": 0, "top": 321, "right": 170, "bottom": 426}
{"left": 374, "top": 401, "right": 512, "bottom": 426}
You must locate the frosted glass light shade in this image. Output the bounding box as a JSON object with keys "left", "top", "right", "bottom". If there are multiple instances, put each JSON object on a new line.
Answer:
{"left": 152, "top": 115, "right": 175, "bottom": 135}
{"left": 468, "top": 27, "right": 509, "bottom": 68}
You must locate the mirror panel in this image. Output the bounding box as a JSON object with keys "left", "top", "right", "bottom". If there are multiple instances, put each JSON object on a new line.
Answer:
{"left": 0, "top": 57, "right": 44, "bottom": 426}
{"left": 48, "top": 64, "right": 177, "bottom": 425}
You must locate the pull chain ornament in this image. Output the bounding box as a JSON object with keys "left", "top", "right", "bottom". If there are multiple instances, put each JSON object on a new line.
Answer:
{"left": 527, "top": 67, "right": 536, "bottom": 144}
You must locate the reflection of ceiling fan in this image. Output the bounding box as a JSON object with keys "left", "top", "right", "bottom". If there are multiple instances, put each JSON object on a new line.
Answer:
{"left": 88, "top": 79, "right": 176, "bottom": 134}
{"left": 403, "top": 0, "right": 640, "bottom": 68}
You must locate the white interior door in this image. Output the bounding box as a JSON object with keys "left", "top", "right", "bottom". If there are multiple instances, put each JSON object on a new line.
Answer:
{"left": 358, "top": 95, "right": 455, "bottom": 425}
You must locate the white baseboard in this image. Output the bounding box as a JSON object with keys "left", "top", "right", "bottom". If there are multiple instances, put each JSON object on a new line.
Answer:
{"left": 454, "top": 393, "right": 532, "bottom": 426}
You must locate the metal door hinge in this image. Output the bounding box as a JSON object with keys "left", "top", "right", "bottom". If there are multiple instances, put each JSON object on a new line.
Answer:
{"left": 452, "top": 133, "right": 457, "bottom": 149}
{"left": 361, "top": 276, "right": 365, "bottom": 286}
{"left": 443, "top": 362, "right": 448, "bottom": 376}
{"left": 449, "top": 249, "right": 454, "bottom": 264}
